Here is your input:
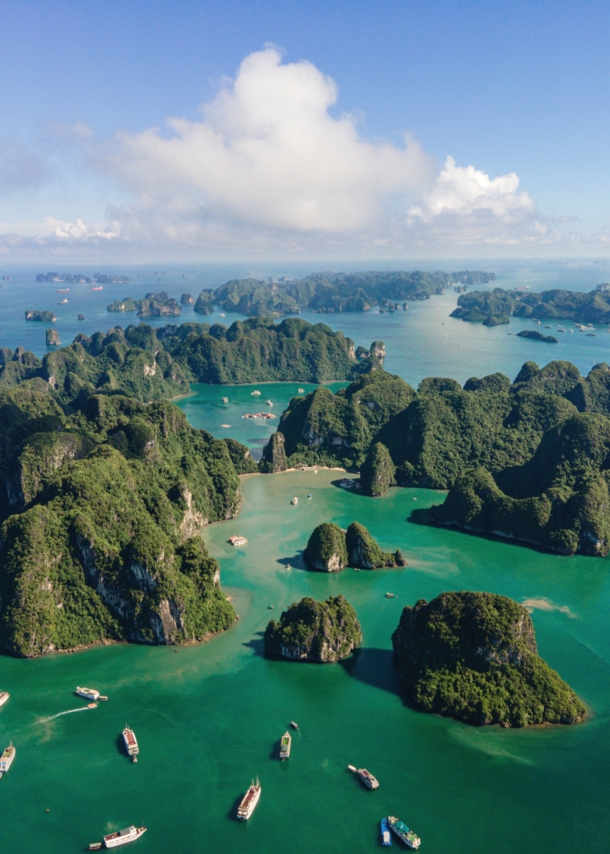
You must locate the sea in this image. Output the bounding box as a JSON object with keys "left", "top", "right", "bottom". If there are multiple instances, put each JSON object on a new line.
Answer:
{"left": 0, "top": 259, "right": 609, "bottom": 853}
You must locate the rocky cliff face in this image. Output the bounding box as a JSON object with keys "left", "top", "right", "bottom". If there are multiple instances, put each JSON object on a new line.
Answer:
{"left": 303, "top": 522, "right": 348, "bottom": 571}
{"left": 260, "top": 431, "right": 287, "bottom": 473}
{"left": 264, "top": 595, "right": 362, "bottom": 662}
{"left": 392, "top": 591, "right": 585, "bottom": 726}
{"left": 345, "top": 522, "right": 406, "bottom": 569}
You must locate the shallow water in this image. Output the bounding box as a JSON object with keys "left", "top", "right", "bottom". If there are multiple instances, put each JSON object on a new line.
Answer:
{"left": 0, "top": 471, "right": 608, "bottom": 853}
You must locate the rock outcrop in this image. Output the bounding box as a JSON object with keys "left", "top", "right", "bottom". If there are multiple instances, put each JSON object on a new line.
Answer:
{"left": 346, "top": 522, "right": 406, "bottom": 568}
{"left": 25, "top": 310, "right": 56, "bottom": 322}
{"left": 46, "top": 329, "right": 61, "bottom": 346}
{"left": 264, "top": 595, "right": 362, "bottom": 662}
{"left": 260, "top": 431, "right": 287, "bottom": 473}
{"left": 360, "top": 441, "right": 395, "bottom": 496}
{"left": 392, "top": 591, "right": 585, "bottom": 727}
{"left": 303, "top": 522, "right": 348, "bottom": 571}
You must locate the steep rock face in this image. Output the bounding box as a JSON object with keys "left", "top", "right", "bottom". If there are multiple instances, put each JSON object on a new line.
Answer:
{"left": 392, "top": 591, "right": 585, "bottom": 726}
{"left": 260, "top": 431, "right": 287, "bottom": 473}
{"left": 345, "top": 522, "right": 406, "bottom": 569}
{"left": 303, "top": 522, "right": 348, "bottom": 572}
{"left": 264, "top": 595, "right": 362, "bottom": 662}
{"left": 360, "top": 442, "right": 395, "bottom": 496}
{"left": 46, "top": 329, "right": 61, "bottom": 346}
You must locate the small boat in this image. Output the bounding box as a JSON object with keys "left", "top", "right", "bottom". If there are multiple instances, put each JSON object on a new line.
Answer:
{"left": 349, "top": 766, "right": 379, "bottom": 789}
{"left": 587, "top": 333, "right": 596, "bottom": 337}
{"left": 88, "top": 844, "right": 103, "bottom": 851}
{"left": 228, "top": 535, "right": 248, "bottom": 546}
{"left": 56, "top": 288, "right": 70, "bottom": 293}
{"left": 58, "top": 298, "right": 68, "bottom": 304}
{"left": 388, "top": 816, "right": 420, "bottom": 849}
{"left": 123, "top": 726, "right": 139, "bottom": 762}
{"left": 222, "top": 397, "right": 229, "bottom": 403}
{"left": 92, "top": 286, "right": 103, "bottom": 291}
{"left": 290, "top": 497, "right": 298, "bottom": 505}
{"left": 87, "top": 703, "right": 97, "bottom": 709}
{"left": 385, "top": 593, "right": 396, "bottom": 599}
{"left": 290, "top": 721, "right": 299, "bottom": 729}
{"left": 220, "top": 313, "right": 225, "bottom": 317}
{"left": 101, "top": 825, "right": 147, "bottom": 848}
{"left": 251, "top": 390, "right": 261, "bottom": 396}
{"left": 76, "top": 687, "right": 101, "bottom": 701}
{"left": 0, "top": 742, "right": 15, "bottom": 777}
{"left": 236, "top": 777, "right": 261, "bottom": 820}
{"left": 279, "top": 731, "right": 292, "bottom": 759}
{"left": 0, "top": 692, "right": 9, "bottom": 708}
{"left": 307, "top": 494, "right": 312, "bottom": 499}
{"left": 297, "top": 388, "right": 305, "bottom": 393}
{"left": 381, "top": 817, "right": 393, "bottom": 846}
{"left": 266, "top": 399, "right": 273, "bottom": 406}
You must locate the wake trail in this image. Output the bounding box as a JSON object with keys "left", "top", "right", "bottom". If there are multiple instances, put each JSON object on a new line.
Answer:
{"left": 37, "top": 706, "right": 97, "bottom": 723}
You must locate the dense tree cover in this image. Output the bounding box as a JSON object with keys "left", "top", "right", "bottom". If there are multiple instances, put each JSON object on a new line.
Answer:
{"left": 345, "top": 522, "right": 405, "bottom": 568}
{"left": 197, "top": 270, "right": 495, "bottom": 317}
{"left": 303, "top": 522, "right": 348, "bottom": 571}
{"left": 392, "top": 592, "right": 585, "bottom": 726}
{"left": 0, "top": 318, "right": 378, "bottom": 406}
{"left": 451, "top": 284, "right": 610, "bottom": 326}
{"left": 0, "top": 385, "right": 250, "bottom": 656}
{"left": 264, "top": 595, "right": 362, "bottom": 662}
{"left": 107, "top": 291, "right": 181, "bottom": 317}
{"left": 263, "top": 361, "right": 610, "bottom": 555}
{"left": 517, "top": 330, "right": 558, "bottom": 343}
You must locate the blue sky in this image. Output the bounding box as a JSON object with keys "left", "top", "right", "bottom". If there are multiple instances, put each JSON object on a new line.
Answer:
{"left": 1, "top": 0, "right": 610, "bottom": 260}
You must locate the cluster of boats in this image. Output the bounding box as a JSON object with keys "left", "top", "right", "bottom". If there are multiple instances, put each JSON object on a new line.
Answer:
{"left": 0, "top": 692, "right": 13, "bottom": 780}
{"left": 347, "top": 766, "right": 421, "bottom": 847}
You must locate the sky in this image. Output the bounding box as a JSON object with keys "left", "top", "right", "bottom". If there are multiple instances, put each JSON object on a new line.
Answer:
{"left": 1, "top": 0, "right": 610, "bottom": 262}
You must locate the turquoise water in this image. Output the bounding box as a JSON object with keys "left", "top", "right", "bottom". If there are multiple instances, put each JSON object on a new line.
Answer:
{"left": 0, "top": 471, "right": 608, "bottom": 853}
{"left": 0, "top": 259, "right": 610, "bottom": 852}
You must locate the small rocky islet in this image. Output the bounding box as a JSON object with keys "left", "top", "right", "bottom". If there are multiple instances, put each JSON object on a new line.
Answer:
{"left": 263, "top": 595, "right": 362, "bottom": 662}
{"left": 303, "top": 521, "right": 405, "bottom": 571}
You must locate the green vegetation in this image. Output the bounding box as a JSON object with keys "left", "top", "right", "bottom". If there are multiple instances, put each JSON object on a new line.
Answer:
{"left": 0, "top": 385, "right": 248, "bottom": 656}
{"left": 0, "top": 318, "right": 378, "bottom": 406}
{"left": 264, "top": 595, "right": 362, "bottom": 662}
{"left": 451, "top": 284, "right": 610, "bottom": 326}
{"left": 517, "top": 330, "right": 558, "bottom": 343}
{"left": 360, "top": 442, "right": 395, "bottom": 496}
{"left": 25, "top": 310, "right": 56, "bottom": 322}
{"left": 303, "top": 523, "right": 348, "bottom": 571}
{"left": 36, "top": 272, "right": 128, "bottom": 284}
{"left": 392, "top": 591, "right": 585, "bottom": 726}
{"left": 264, "top": 360, "right": 610, "bottom": 555}
{"left": 345, "top": 521, "right": 406, "bottom": 568}
{"left": 107, "top": 291, "right": 181, "bottom": 317}
{"left": 197, "top": 270, "right": 496, "bottom": 317}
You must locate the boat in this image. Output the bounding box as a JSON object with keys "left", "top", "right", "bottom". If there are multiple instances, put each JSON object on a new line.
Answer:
{"left": 76, "top": 687, "right": 101, "bottom": 701}
{"left": 279, "top": 731, "right": 292, "bottom": 759}
{"left": 58, "top": 298, "right": 68, "bottom": 304}
{"left": 290, "top": 721, "right": 299, "bottom": 729}
{"left": 236, "top": 777, "right": 261, "bottom": 820}
{"left": 265, "top": 399, "right": 273, "bottom": 406}
{"left": 56, "top": 288, "right": 70, "bottom": 293}
{"left": 349, "top": 766, "right": 379, "bottom": 789}
{"left": 228, "top": 535, "right": 248, "bottom": 546}
{"left": 297, "top": 388, "right": 305, "bottom": 393}
{"left": 0, "top": 692, "right": 9, "bottom": 707}
{"left": 92, "top": 286, "right": 103, "bottom": 291}
{"left": 381, "top": 817, "right": 392, "bottom": 846}
{"left": 307, "top": 494, "right": 312, "bottom": 499}
{"left": 0, "top": 742, "right": 15, "bottom": 777}
{"left": 388, "top": 816, "right": 420, "bottom": 849}
{"left": 122, "top": 726, "right": 139, "bottom": 761}
{"left": 101, "top": 826, "right": 147, "bottom": 848}
{"left": 251, "top": 390, "right": 261, "bottom": 396}
{"left": 222, "top": 397, "right": 229, "bottom": 403}
{"left": 385, "top": 593, "right": 396, "bottom": 598}
{"left": 291, "top": 497, "right": 298, "bottom": 505}
{"left": 587, "top": 332, "right": 596, "bottom": 337}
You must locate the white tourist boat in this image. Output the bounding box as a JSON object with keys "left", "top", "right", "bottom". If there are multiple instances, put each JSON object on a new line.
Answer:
{"left": 122, "top": 727, "right": 139, "bottom": 761}
{"left": 89, "top": 825, "right": 147, "bottom": 849}
{"left": 76, "top": 687, "right": 108, "bottom": 702}
{"left": 237, "top": 777, "right": 261, "bottom": 820}
{"left": 0, "top": 692, "right": 9, "bottom": 707}
{"left": 0, "top": 742, "right": 16, "bottom": 777}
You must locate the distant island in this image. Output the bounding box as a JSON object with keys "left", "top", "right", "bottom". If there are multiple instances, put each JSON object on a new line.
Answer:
{"left": 451, "top": 284, "right": 610, "bottom": 327}
{"left": 303, "top": 521, "right": 405, "bottom": 571}
{"left": 264, "top": 595, "right": 361, "bottom": 662}
{"left": 107, "top": 291, "right": 181, "bottom": 317}
{"left": 194, "top": 269, "right": 495, "bottom": 317}
{"left": 25, "top": 310, "right": 56, "bottom": 322}
{"left": 36, "top": 272, "right": 129, "bottom": 284}
{"left": 517, "top": 330, "right": 558, "bottom": 343}
{"left": 392, "top": 591, "right": 585, "bottom": 726}
{"left": 262, "top": 361, "right": 610, "bottom": 555}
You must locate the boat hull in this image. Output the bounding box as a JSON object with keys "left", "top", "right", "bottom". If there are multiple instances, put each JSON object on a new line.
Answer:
{"left": 103, "top": 826, "right": 146, "bottom": 848}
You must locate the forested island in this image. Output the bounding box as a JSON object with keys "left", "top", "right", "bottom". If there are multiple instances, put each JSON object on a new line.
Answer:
{"left": 262, "top": 361, "right": 610, "bottom": 555}
{"left": 392, "top": 591, "right": 585, "bottom": 726}
{"left": 264, "top": 595, "right": 362, "bottom": 662}
{"left": 0, "top": 317, "right": 380, "bottom": 405}
{"left": 36, "top": 272, "right": 129, "bottom": 284}
{"left": 303, "top": 521, "right": 405, "bottom": 571}
{"left": 451, "top": 284, "right": 610, "bottom": 326}
{"left": 0, "top": 384, "right": 257, "bottom": 656}
{"left": 196, "top": 269, "right": 495, "bottom": 317}
{"left": 107, "top": 291, "right": 181, "bottom": 317}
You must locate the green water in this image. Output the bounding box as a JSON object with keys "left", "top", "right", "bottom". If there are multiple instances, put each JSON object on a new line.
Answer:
{"left": 1, "top": 470, "right": 609, "bottom": 853}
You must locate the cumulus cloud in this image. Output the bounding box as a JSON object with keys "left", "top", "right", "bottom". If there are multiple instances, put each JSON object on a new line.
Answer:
{"left": 100, "top": 47, "right": 433, "bottom": 241}
{"left": 46, "top": 217, "right": 119, "bottom": 240}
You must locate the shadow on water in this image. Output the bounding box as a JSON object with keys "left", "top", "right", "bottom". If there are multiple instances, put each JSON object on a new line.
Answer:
{"left": 115, "top": 734, "right": 128, "bottom": 758}
{"left": 406, "top": 508, "right": 430, "bottom": 526}
{"left": 277, "top": 552, "right": 306, "bottom": 570}
{"left": 242, "top": 632, "right": 265, "bottom": 658}
{"left": 340, "top": 647, "right": 403, "bottom": 698}
{"left": 268, "top": 739, "right": 281, "bottom": 760}
{"left": 227, "top": 793, "right": 246, "bottom": 823}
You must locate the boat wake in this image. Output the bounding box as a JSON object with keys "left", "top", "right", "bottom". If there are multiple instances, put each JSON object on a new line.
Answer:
{"left": 37, "top": 706, "right": 96, "bottom": 723}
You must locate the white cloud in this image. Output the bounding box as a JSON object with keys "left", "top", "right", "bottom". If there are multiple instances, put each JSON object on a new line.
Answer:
{"left": 46, "top": 217, "right": 119, "bottom": 240}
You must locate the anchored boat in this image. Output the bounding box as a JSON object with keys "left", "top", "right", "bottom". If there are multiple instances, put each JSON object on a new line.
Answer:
{"left": 76, "top": 687, "right": 107, "bottom": 701}
{"left": 0, "top": 742, "right": 15, "bottom": 777}
{"left": 237, "top": 777, "right": 261, "bottom": 820}
{"left": 0, "top": 691, "right": 9, "bottom": 708}
{"left": 290, "top": 721, "right": 299, "bottom": 729}
{"left": 122, "top": 727, "right": 139, "bottom": 762}
{"left": 89, "top": 825, "right": 147, "bottom": 849}
{"left": 381, "top": 817, "right": 392, "bottom": 846}
{"left": 279, "top": 732, "right": 291, "bottom": 759}
{"left": 388, "top": 816, "right": 421, "bottom": 849}
{"left": 348, "top": 765, "right": 379, "bottom": 789}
